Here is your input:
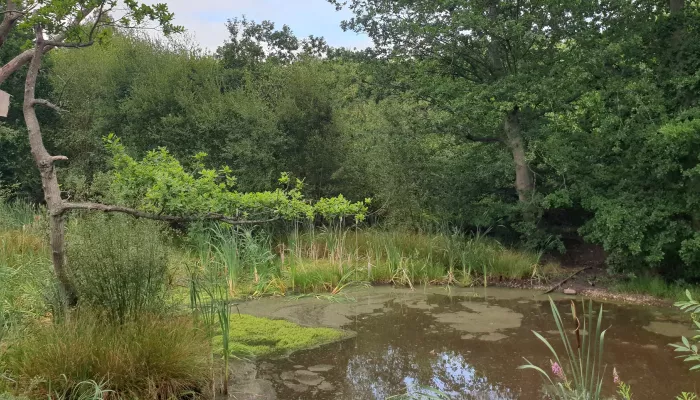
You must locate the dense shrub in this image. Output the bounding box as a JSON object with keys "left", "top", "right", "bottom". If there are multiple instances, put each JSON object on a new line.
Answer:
{"left": 67, "top": 214, "right": 171, "bottom": 323}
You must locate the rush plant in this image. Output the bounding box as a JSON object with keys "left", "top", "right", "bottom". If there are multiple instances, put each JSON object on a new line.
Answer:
{"left": 519, "top": 298, "right": 609, "bottom": 399}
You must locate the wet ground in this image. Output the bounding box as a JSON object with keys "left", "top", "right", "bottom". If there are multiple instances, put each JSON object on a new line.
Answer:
{"left": 233, "top": 287, "right": 700, "bottom": 399}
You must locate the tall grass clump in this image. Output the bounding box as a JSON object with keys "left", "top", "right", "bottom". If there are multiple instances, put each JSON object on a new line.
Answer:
{"left": 0, "top": 200, "right": 52, "bottom": 327}
{"left": 1, "top": 314, "right": 212, "bottom": 399}
{"left": 615, "top": 275, "right": 700, "bottom": 301}
{"left": 0, "top": 200, "right": 39, "bottom": 231}
{"left": 67, "top": 214, "right": 171, "bottom": 323}
{"left": 518, "top": 298, "right": 628, "bottom": 400}
{"left": 209, "top": 225, "right": 276, "bottom": 285}
{"left": 281, "top": 227, "right": 550, "bottom": 291}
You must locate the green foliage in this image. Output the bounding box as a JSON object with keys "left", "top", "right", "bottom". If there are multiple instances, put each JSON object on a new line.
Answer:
{"left": 0, "top": 127, "right": 39, "bottom": 201}
{"left": 216, "top": 17, "right": 328, "bottom": 74}
{"left": 0, "top": 200, "right": 39, "bottom": 231}
{"left": 1, "top": 314, "right": 211, "bottom": 399}
{"left": 103, "top": 135, "right": 368, "bottom": 222}
{"left": 17, "top": 0, "right": 182, "bottom": 38}
{"left": 0, "top": 202, "right": 52, "bottom": 328}
{"left": 216, "top": 301, "right": 231, "bottom": 393}
{"left": 519, "top": 298, "right": 609, "bottom": 399}
{"left": 616, "top": 377, "right": 633, "bottom": 400}
{"left": 3, "top": 0, "right": 700, "bottom": 280}
{"left": 281, "top": 228, "right": 551, "bottom": 292}
{"left": 671, "top": 290, "right": 700, "bottom": 371}
{"left": 67, "top": 214, "right": 170, "bottom": 323}
{"left": 614, "top": 275, "right": 700, "bottom": 301}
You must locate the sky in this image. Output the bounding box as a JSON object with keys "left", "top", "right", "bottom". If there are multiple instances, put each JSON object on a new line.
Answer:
{"left": 145, "top": 0, "right": 371, "bottom": 52}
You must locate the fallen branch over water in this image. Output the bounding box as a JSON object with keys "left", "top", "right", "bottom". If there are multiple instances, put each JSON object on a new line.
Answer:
{"left": 542, "top": 267, "right": 591, "bottom": 295}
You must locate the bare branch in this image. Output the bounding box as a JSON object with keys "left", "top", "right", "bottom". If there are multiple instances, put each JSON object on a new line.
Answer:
{"left": 32, "top": 98, "right": 67, "bottom": 112}
{"left": 51, "top": 155, "right": 69, "bottom": 162}
{"left": 43, "top": 40, "right": 94, "bottom": 48}
{"left": 0, "top": 0, "right": 23, "bottom": 48}
{"left": 86, "top": 2, "right": 106, "bottom": 41}
{"left": 60, "top": 202, "right": 280, "bottom": 225}
{"left": 464, "top": 134, "right": 502, "bottom": 144}
{"left": 0, "top": 6, "right": 97, "bottom": 86}
{"left": 0, "top": 49, "right": 32, "bottom": 84}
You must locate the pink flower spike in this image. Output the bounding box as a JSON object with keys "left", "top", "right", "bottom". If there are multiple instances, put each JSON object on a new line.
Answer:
{"left": 613, "top": 367, "right": 620, "bottom": 384}
{"left": 550, "top": 360, "right": 565, "bottom": 380}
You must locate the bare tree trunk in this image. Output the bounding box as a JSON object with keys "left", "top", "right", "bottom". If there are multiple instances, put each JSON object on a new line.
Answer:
{"left": 486, "top": 0, "right": 504, "bottom": 78}
{"left": 23, "top": 27, "right": 78, "bottom": 306}
{"left": 0, "top": 0, "right": 21, "bottom": 48}
{"left": 504, "top": 107, "right": 533, "bottom": 202}
{"left": 670, "top": 0, "right": 684, "bottom": 13}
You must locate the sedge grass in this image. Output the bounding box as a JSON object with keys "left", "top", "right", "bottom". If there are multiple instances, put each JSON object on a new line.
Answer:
{"left": 2, "top": 313, "right": 212, "bottom": 399}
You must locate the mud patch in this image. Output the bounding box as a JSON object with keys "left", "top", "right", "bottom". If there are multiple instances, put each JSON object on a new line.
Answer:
{"left": 643, "top": 321, "right": 695, "bottom": 338}
{"left": 434, "top": 302, "right": 523, "bottom": 333}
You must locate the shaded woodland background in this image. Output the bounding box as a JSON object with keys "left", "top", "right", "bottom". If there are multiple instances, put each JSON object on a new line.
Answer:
{"left": 2, "top": 0, "right": 700, "bottom": 280}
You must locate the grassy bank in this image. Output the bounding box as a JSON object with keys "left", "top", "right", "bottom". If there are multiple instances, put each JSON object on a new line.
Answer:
{"left": 613, "top": 275, "right": 700, "bottom": 302}
{"left": 2, "top": 198, "right": 700, "bottom": 399}
{"left": 1, "top": 200, "right": 554, "bottom": 399}
{"left": 183, "top": 225, "right": 559, "bottom": 299}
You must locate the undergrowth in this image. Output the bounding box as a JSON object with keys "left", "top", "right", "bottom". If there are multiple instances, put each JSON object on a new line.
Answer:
{"left": 1, "top": 314, "right": 212, "bottom": 399}
{"left": 613, "top": 275, "right": 700, "bottom": 301}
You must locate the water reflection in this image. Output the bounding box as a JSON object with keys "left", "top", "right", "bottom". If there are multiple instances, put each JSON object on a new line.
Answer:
{"left": 261, "top": 290, "right": 694, "bottom": 399}
{"left": 346, "top": 345, "right": 419, "bottom": 399}
{"left": 428, "top": 351, "right": 518, "bottom": 399}
{"left": 318, "top": 345, "right": 520, "bottom": 400}
{"left": 336, "top": 344, "right": 517, "bottom": 398}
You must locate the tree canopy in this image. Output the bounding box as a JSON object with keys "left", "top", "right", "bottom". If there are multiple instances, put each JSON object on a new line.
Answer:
{"left": 2, "top": 0, "right": 700, "bottom": 282}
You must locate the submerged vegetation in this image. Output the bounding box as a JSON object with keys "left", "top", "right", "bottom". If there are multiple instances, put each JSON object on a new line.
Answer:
{"left": 213, "top": 314, "right": 344, "bottom": 358}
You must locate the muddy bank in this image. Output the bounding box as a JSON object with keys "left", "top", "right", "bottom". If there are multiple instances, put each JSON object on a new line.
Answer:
{"left": 486, "top": 268, "right": 675, "bottom": 307}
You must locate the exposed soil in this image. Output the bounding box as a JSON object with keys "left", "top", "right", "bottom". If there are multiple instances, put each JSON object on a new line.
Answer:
{"left": 496, "top": 240, "right": 673, "bottom": 307}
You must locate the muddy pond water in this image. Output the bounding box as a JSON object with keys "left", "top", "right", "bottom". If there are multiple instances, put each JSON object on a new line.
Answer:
{"left": 235, "top": 287, "right": 699, "bottom": 399}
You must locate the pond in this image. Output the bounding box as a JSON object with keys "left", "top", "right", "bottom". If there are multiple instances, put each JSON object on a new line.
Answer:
{"left": 235, "top": 287, "right": 698, "bottom": 399}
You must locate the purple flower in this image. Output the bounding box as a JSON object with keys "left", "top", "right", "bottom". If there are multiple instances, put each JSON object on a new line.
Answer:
{"left": 613, "top": 367, "right": 620, "bottom": 384}
{"left": 551, "top": 360, "right": 565, "bottom": 380}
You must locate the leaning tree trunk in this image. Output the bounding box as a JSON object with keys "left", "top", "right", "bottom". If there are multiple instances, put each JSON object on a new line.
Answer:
{"left": 504, "top": 107, "right": 533, "bottom": 202}
{"left": 483, "top": 0, "right": 533, "bottom": 202}
{"left": 23, "top": 27, "right": 78, "bottom": 306}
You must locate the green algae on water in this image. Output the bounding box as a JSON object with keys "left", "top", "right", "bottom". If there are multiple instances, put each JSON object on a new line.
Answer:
{"left": 213, "top": 314, "right": 345, "bottom": 358}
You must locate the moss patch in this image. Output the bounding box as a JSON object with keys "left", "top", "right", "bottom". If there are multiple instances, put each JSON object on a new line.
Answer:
{"left": 213, "top": 314, "right": 344, "bottom": 358}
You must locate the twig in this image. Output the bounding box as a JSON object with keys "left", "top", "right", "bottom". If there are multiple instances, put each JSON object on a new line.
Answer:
{"left": 542, "top": 266, "right": 591, "bottom": 295}
{"left": 43, "top": 40, "right": 94, "bottom": 48}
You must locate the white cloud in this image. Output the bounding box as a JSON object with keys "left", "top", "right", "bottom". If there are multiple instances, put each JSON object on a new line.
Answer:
{"left": 144, "top": 0, "right": 370, "bottom": 52}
